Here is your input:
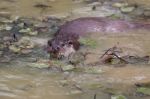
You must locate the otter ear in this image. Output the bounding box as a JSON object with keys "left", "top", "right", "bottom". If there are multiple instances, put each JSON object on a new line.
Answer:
{"left": 47, "top": 40, "right": 52, "bottom": 46}
{"left": 73, "top": 41, "right": 80, "bottom": 51}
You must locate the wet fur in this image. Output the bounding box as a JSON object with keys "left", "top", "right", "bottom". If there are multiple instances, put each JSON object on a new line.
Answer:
{"left": 47, "top": 17, "right": 150, "bottom": 58}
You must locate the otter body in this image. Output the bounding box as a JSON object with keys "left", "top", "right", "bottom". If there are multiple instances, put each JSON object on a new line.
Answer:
{"left": 47, "top": 17, "right": 150, "bottom": 58}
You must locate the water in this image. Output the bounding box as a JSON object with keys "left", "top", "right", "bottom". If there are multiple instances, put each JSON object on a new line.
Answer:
{"left": 0, "top": 0, "right": 83, "bottom": 17}
{"left": 0, "top": 0, "right": 150, "bottom": 99}
{"left": 0, "top": 66, "right": 72, "bottom": 99}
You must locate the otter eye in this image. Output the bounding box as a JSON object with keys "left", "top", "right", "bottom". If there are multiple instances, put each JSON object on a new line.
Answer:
{"left": 56, "top": 46, "right": 60, "bottom": 50}
{"left": 68, "top": 41, "right": 73, "bottom": 45}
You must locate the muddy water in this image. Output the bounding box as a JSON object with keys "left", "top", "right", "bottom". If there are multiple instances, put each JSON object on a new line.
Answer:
{"left": 127, "top": 0, "right": 150, "bottom": 6}
{"left": 0, "top": 0, "right": 83, "bottom": 17}
{"left": 0, "top": 0, "right": 150, "bottom": 18}
{"left": 83, "top": 30, "right": 150, "bottom": 82}
{"left": 1, "top": 31, "right": 150, "bottom": 99}
{"left": 0, "top": 0, "right": 150, "bottom": 99}
{"left": 0, "top": 65, "right": 74, "bottom": 99}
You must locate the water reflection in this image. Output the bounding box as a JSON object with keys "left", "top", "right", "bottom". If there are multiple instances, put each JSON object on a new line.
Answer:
{"left": 0, "top": 66, "right": 71, "bottom": 99}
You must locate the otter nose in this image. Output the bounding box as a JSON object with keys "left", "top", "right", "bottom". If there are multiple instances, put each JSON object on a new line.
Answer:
{"left": 53, "top": 46, "right": 60, "bottom": 51}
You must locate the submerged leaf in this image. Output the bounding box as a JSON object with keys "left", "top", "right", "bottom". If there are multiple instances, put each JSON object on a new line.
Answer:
{"left": 86, "top": 83, "right": 103, "bottom": 90}
{"left": 84, "top": 67, "right": 103, "bottom": 74}
{"left": 120, "top": 6, "right": 135, "bottom": 13}
{"left": 136, "top": 87, "right": 150, "bottom": 95}
{"left": 28, "top": 62, "right": 49, "bottom": 69}
{"left": 19, "top": 28, "right": 31, "bottom": 33}
{"left": 79, "top": 38, "right": 97, "bottom": 48}
{"left": 61, "top": 65, "right": 75, "bottom": 71}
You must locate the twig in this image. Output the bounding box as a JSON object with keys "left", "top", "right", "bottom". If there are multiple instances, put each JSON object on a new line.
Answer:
{"left": 100, "top": 46, "right": 116, "bottom": 58}
{"left": 94, "top": 94, "right": 97, "bottom": 99}
{"left": 112, "top": 52, "right": 128, "bottom": 63}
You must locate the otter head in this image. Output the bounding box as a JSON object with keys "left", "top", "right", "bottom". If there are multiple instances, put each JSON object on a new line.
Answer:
{"left": 47, "top": 35, "right": 80, "bottom": 59}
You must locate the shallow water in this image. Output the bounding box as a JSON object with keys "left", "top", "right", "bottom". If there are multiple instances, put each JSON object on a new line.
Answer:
{"left": 0, "top": 65, "right": 73, "bottom": 99}
{"left": 0, "top": 0, "right": 150, "bottom": 99}
{"left": 1, "top": 30, "right": 150, "bottom": 99}
{"left": 0, "top": 0, "right": 83, "bottom": 17}
{"left": 0, "top": 0, "right": 150, "bottom": 18}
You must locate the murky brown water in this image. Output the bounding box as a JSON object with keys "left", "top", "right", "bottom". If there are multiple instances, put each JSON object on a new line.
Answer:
{"left": 0, "top": 65, "right": 75, "bottom": 99}
{"left": 0, "top": 0, "right": 83, "bottom": 17}
{"left": 0, "top": 0, "right": 150, "bottom": 99}
{"left": 0, "top": 0, "right": 150, "bottom": 18}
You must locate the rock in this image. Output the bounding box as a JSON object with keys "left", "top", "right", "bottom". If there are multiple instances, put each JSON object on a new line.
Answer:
{"left": 120, "top": 6, "right": 135, "bottom": 13}
{"left": 111, "top": 95, "right": 127, "bottom": 99}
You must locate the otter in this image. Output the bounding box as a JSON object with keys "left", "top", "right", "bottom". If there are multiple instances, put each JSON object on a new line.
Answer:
{"left": 47, "top": 17, "right": 150, "bottom": 59}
